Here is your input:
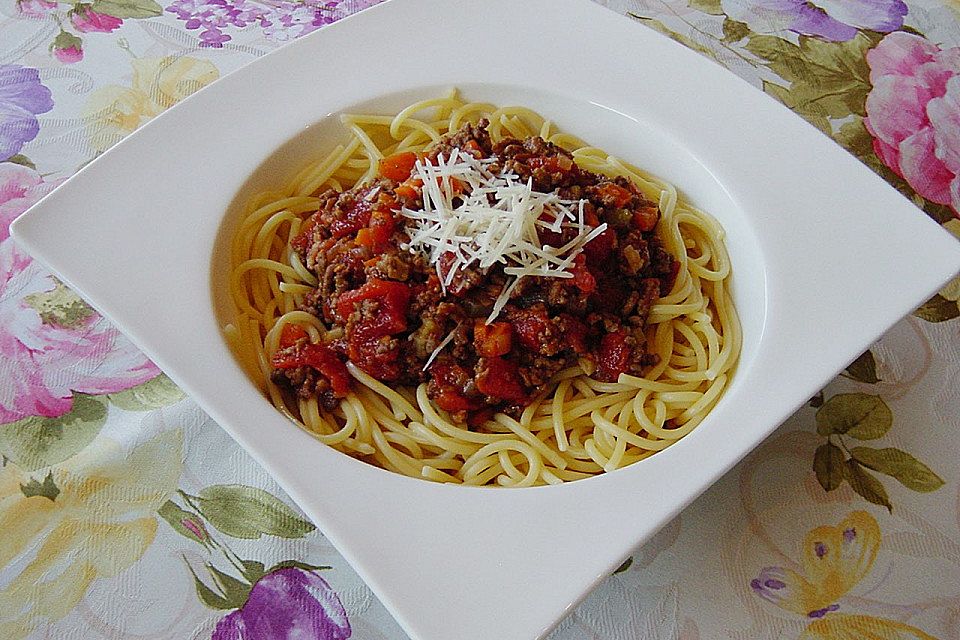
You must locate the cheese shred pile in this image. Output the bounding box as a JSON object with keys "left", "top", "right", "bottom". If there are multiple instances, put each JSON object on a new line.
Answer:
{"left": 400, "top": 149, "right": 608, "bottom": 323}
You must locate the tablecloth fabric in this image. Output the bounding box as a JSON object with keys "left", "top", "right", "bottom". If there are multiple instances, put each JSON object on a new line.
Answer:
{"left": 1, "top": 0, "right": 959, "bottom": 638}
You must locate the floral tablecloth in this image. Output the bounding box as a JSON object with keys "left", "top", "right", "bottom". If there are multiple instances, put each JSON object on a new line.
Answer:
{"left": 1, "top": 0, "right": 959, "bottom": 638}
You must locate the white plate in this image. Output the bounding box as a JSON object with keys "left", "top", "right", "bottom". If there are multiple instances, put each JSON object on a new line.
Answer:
{"left": 12, "top": 1, "right": 960, "bottom": 638}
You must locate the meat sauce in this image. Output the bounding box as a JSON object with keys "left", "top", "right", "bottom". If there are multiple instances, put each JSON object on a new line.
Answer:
{"left": 270, "top": 120, "right": 679, "bottom": 423}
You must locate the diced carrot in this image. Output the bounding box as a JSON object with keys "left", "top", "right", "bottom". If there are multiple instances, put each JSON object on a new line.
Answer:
{"left": 596, "top": 183, "right": 633, "bottom": 208}
{"left": 474, "top": 320, "right": 513, "bottom": 357}
{"left": 632, "top": 204, "right": 659, "bottom": 232}
{"left": 355, "top": 227, "right": 373, "bottom": 248}
{"left": 379, "top": 152, "right": 418, "bottom": 181}
{"left": 395, "top": 184, "right": 420, "bottom": 200}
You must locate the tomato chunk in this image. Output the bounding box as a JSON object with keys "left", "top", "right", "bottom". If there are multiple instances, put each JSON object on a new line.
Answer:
{"left": 463, "top": 139, "right": 483, "bottom": 158}
{"left": 329, "top": 198, "right": 371, "bottom": 239}
{"left": 511, "top": 306, "right": 551, "bottom": 352}
{"left": 632, "top": 204, "right": 659, "bottom": 232}
{"left": 271, "top": 342, "right": 351, "bottom": 396}
{"left": 558, "top": 314, "right": 590, "bottom": 355}
{"left": 335, "top": 278, "right": 410, "bottom": 329}
{"left": 278, "top": 323, "right": 308, "bottom": 349}
{"left": 474, "top": 320, "right": 513, "bottom": 357}
{"left": 476, "top": 357, "right": 527, "bottom": 401}
{"left": 394, "top": 183, "right": 420, "bottom": 201}
{"left": 291, "top": 212, "right": 320, "bottom": 254}
{"left": 355, "top": 208, "right": 396, "bottom": 254}
{"left": 569, "top": 254, "right": 596, "bottom": 294}
{"left": 379, "top": 152, "right": 419, "bottom": 181}
{"left": 528, "top": 154, "right": 574, "bottom": 173}
{"left": 349, "top": 328, "right": 401, "bottom": 380}
{"left": 583, "top": 227, "right": 615, "bottom": 265}
{"left": 595, "top": 330, "right": 632, "bottom": 382}
{"left": 336, "top": 279, "right": 411, "bottom": 381}
{"left": 429, "top": 361, "right": 484, "bottom": 412}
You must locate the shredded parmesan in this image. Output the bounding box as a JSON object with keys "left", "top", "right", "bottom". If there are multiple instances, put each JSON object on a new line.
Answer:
{"left": 400, "top": 149, "right": 605, "bottom": 323}
{"left": 422, "top": 328, "right": 457, "bottom": 371}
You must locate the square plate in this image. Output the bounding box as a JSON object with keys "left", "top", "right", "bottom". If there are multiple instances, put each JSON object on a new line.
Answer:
{"left": 12, "top": 1, "right": 960, "bottom": 638}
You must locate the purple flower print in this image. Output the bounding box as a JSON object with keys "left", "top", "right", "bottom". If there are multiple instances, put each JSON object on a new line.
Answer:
{"left": 165, "top": 0, "right": 382, "bottom": 47}
{"left": 750, "top": 566, "right": 792, "bottom": 605}
{"left": 721, "top": 0, "right": 907, "bottom": 41}
{"left": 213, "top": 567, "right": 351, "bottom": 640}
{"left": 0, "top": 65, "right": 53, "bottom": 162}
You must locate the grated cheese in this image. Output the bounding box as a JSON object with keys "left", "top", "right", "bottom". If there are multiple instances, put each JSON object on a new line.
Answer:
{"left": 422, "top": 328, "right": 457, "bottom": 371}
{"left": 400, "top": 148, "right": 605, "bottom": 324}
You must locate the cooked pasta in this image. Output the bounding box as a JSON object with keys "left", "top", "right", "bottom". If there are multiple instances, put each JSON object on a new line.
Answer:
{"left": 226, "top": 90, "right": 740, "bottom": 487}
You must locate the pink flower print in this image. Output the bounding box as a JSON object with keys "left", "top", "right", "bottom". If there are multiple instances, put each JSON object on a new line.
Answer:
{"left": 181, "top": 515, "right": 210, "bottom": 543}
{"left": 16, "top": 0, "right": 57, "bottom": 18}
{"left": 0, "top": 163, "right": 58, "bottom": 242}
{"left": 53, "top": 45, "right": 84, "bottom": 64}
{"left": 70, "top": 6, "right": 124, "bottom": 33}
{"left": 0, "top": 170, "right": 160, "bottom": 424}
{"left": 50, "top": 32, "right": 84, "bottom": 64}
{"left": 864, "top": 32, "right": 960, "bottom": 216}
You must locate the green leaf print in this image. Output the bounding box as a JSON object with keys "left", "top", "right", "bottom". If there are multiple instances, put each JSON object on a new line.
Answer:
{"left": 19, "top": 471, "right": 60, "bottom": 501}
{"left": 267, "top": 559, "right": 331, "bottom": 574}
{"left": 815, "top": 393, "right": 891, "bottom": 440}
{"left": 108, "top": 373, "right": 185, "bottom": 410}
{"left": 23, "top": 280, "right": 95, "bottom": 329}
{"left": 7, "top": 154, "right": 36, "bottom": 169}
{"left": 747, "top": 33, "right": 877, "bottom": 131}
{"left": 844, "top": 460, "right": 892, "bottom": 512}
{"left": 241, "top": 560, "right": 267, "bottom": 584}
{"left": 688, "top": 0, "right": 723, "bottom": 14}
{"left": 845, "top": 349, "right": 880, "bottom": 384}
{"left": 0, "top": 394, "right": 107, "bottom": 471}
{"left": 850, "top": 447, "right": 945, "bottom": 492}
{"left": 185, "top": 561, "right": 236, "bottom": 610}
{"left": 914, "top": 294, "right": 960, "bottom": 323}
{"left": 159, "top": 499, "right": 211, "bottom": 545}
{"left": 613, "top": 557, "right": 633, "bottom": 574}
{"left": 193, "top": 485, "right": 316, "bottom": 539}
{"left": 206, "top": 563, "right": 252, "bottom": 606}
{"left": 813, "top": 443, "right": 845, "bottom": 491}
{"left": 91, "top": 0, "right": 162, "bottom": 18}
{"left": 813, "top": 393, "right": 943, "bottom": 509}
{"left": 721, "top": 18, "right": 750, "bottom": 44}
{"left": 629, "top": 16, "right": 724, "bottom": 65}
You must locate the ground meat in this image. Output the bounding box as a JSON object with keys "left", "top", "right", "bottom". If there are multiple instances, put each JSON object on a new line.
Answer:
{"left": 270, "top": 367, "right": 340, "bottom": 410}
{"left": 269, "top": 120, "right": 680, "bottom": 423}
{"left": 429, "top": 118, "right": 494, "bottom": 159}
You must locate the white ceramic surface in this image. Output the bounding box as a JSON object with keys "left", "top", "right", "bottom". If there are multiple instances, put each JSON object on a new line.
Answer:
{"left": 11, "top": 1, "right": 960, "bottom": 638}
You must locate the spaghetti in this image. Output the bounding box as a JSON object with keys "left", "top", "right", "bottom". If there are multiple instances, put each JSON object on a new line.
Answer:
{"left": 226, "top": 91, "right": 740, "bottom": 487}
